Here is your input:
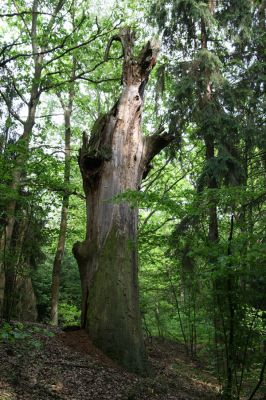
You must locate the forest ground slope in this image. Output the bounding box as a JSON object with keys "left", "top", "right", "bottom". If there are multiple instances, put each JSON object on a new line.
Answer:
{"left": 0, "top": 323, "right": 224, "bottom": 399}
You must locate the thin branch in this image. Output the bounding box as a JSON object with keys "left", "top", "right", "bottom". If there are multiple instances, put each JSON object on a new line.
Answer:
{"left": 141, "top": 209, "right": 156, "bottom": 227}
{"left": 78, "top": 77, "right": 120, "bottom": 84}
{"left": 0, "top": 11, "right": 55, "bottom": 17}
{"left": 0, "top": 11, "right": 114, "bottom": 68}
{"left": 29, "top": 113, "right": 64, "bottom": 119}
{"left": 247, "top": 357, "right": 266, "bottom": 400}
{"left": 240, "top": 191, "right": 266, "bottom": 211}
{"left": 41, "top": 69, "right": 120, "bottom": 93}
{"left": 12, "top": 0, "right": 31, "bottom": 39}
{"left": 104, "top": 34, "right": 122, "bottom": 61}
{"left": 44, "top": 25, "right": 118, "bottom": 67}
{"left": 144, "top": 130, "right": 175, "bottom": 167}
{"left": 0, "top": 37, "right": 28, "bottom": 56}
{"left": 142, "top": 157, "right": 172, "bottom": 189}
{"left": 141, "top": 172, "right": 189, "bottom": 226}
{"left": 44, "top": 0, "right": 66, "bottom": 37}
{"left": 0, "top": 90, "right": 25, "bottom": 125}
{"left": 49, "top": 186, "right": 86, "bottom": 200}
{"left": 30, "top": 144, "right": 65, "bottom": 150}
{"left": 5, "top": 67, "right": 29, "bottom": 105}
{"left": 141, "top": 218, "right": 176, "bottom": 235}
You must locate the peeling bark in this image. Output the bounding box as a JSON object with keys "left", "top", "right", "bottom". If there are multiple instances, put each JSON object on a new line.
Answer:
{"left": 73, "top": 28, "right": 173, "bottom": 374}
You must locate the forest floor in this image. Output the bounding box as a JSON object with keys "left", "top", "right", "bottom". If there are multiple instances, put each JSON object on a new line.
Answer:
{"left": 0, "top": 322, "right": 253, "bottom": 400}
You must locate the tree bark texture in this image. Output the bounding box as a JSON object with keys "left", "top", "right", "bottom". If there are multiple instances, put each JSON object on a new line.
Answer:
{"left": 73, "top": 28, "right": 173, "bottom": 374}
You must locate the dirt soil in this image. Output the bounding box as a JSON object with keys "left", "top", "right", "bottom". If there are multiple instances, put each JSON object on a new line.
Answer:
{"left": 0, "top": 324, "right": 221, "bottom": 400}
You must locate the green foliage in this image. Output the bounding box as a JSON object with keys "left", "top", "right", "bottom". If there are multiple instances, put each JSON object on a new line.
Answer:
{"left": 0, "top": 322, "right": 29, "bottom": 342}
{"left": 58, "top": 302, "right": 81, "bottom": 326}
{"left": 0, "top": 322, "right": 54, "bottom": 351}
{"left": 32, "top": 251, "right": 81, "bottom": 321}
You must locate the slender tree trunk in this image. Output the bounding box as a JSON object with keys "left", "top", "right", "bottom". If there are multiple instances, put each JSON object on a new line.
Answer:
{"left": 200, "top": 2, "right": 218, "bottom": 242}
{"left": 201, "top": 2, "right": 233, "bottom": 396}
{"left": 0, "top": 63, "right": 41, "bottom": 319}
{"left": 201, "top": 3, "right": 237, "bottom": 398}
{"left": 0, "top": 0, "right": 65, "bottom": 319}
{"left": 50, "top": 194, "right": 69, "bottom": 325}
{"left": 3, "top": 208, "right": 31, "bottom": 320}
{"left": 0, "top": 0, "right": 43, "bottom": 317}
{"left": 50, "top": 88, "right": 73, "bottom": 326}
{"left": 73, "top": 28, "right": 173, "bottom": 374}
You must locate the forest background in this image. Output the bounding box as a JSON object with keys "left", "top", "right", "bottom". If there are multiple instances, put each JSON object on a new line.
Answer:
{"left": 0, "top": 1, "right": 265, "bottom": 399}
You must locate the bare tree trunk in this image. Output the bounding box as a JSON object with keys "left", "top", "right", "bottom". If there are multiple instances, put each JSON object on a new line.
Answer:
{"left": 50, "top": 84, "right": 74, "bottom": 326}
{"left": 73, "top": 28, "right": 173, "bottom": 374}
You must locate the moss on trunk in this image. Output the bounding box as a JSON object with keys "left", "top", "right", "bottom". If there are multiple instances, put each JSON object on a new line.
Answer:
{"left": 86, "top": 227, "right": 147, "bottom": 374}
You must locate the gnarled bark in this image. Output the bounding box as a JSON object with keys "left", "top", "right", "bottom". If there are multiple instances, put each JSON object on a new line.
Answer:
{"left": 73, "top": 28, "right": 173, "bottom": 374}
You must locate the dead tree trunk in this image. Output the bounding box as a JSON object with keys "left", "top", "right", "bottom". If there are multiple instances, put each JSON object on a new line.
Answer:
{"left": 73, "top": 28, "right": 173, "bottom": 374}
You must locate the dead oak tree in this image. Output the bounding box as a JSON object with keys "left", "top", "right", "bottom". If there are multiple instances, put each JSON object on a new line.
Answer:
{"left": 73, "top": 28, "right": 174, "bottom": 374}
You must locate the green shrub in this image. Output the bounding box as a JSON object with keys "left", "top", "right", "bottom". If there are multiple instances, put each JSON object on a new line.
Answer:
{"left": 58, "top": 302, "right": 81, "bottom": 326}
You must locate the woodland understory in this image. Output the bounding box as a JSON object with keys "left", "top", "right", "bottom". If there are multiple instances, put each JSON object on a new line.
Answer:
{"left": 0, "top": 1, "right": 265, "bottom": 400}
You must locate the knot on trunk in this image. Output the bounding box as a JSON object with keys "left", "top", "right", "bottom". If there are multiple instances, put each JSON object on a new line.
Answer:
{"left": 83, "top": 154, "right": 102, "bottom": 174}
{"left": 79, "top": 128, "right": 112, "bottom": 187}
{"left": 79, "top": 150, "right": 111, "bottom": 186}
{"left": 72, "top": 240, "right": 92, "bottom": 264}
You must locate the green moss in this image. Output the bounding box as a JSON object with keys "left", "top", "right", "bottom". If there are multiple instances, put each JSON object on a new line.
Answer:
{"left": 85, "top": 227, "right": 148, "bottom": 375}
